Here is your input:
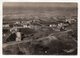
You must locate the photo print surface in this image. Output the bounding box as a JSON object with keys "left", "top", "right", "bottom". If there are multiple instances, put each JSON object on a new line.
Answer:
{"left": 3, "top": 2, "right": 77, "bottom": 55}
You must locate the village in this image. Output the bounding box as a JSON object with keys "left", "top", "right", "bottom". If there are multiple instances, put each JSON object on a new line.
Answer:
{"left": 3, "top": 16, "right": 77, "bottom": 31}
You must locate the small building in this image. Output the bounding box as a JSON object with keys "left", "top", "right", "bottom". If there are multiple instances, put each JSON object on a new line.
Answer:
{"left": 49, "top": 23, "right": 59, "bottom": 31}
{"left": 3, "top": 24, "right": 9, "bottom": 28}
{"left": 66, "top": 18, "right": 76, "bottom": 24}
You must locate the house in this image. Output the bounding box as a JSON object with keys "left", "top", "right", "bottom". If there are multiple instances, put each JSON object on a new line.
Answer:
{"left": 66, "top": 18, "right": 76, "bottom": 24}
{"left": 49, "top": 22, "right": 59, "bottom": 31}
{"left": 3, "top": 24, "right": 9, "bottom": 28}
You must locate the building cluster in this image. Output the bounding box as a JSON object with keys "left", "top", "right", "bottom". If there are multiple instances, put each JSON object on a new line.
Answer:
{"left": 3, "top": 16, "right": 77, "bottom": 42}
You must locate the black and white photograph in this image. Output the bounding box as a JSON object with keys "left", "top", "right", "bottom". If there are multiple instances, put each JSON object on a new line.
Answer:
{"left": 3, "top": 2, "right": 77, "bottom": 55}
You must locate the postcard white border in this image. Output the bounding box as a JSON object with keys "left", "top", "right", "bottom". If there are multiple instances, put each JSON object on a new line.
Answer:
{"left": 0, "top": 0, "right": 80, "bottom": 58}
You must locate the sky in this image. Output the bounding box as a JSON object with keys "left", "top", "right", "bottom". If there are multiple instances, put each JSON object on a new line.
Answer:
{"left": 3, "top": 2, "right": 77, "bottom": 8}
